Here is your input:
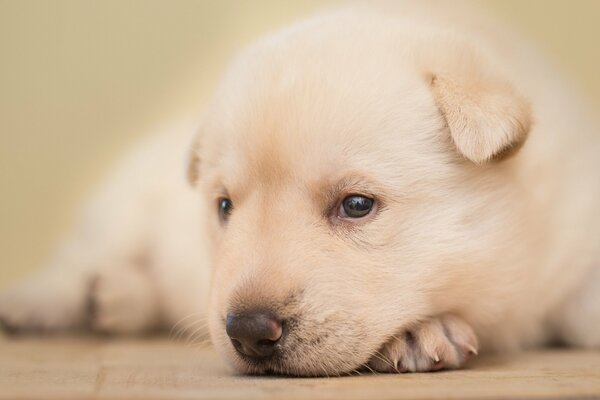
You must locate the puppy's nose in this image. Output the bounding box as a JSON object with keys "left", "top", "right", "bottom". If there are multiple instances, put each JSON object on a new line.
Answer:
{"left": 225, "top": 312, "right": 283, "bottom": 359}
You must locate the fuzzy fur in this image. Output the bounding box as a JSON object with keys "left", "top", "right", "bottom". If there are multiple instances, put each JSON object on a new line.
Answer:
{"left": 1, "top": 1, "right": 599, "bottom": 376}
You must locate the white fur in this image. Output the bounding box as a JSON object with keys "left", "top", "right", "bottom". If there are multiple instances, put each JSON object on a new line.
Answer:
{"left": 1, "top": 1, "right": 598, "bottom": 376}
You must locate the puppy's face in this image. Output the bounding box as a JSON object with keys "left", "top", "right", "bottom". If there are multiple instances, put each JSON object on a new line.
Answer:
{"left": 191, "top": 21, "right": 530, "bottom": 376}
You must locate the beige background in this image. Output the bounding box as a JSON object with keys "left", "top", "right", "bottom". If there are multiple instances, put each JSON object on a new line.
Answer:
{"left": 0, "top": 0, "right": 599, "bottom": 286}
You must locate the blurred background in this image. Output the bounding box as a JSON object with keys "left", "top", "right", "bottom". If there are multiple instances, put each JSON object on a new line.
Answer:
{"left": 0, "top": 0, "right": 599, "bottom": 286}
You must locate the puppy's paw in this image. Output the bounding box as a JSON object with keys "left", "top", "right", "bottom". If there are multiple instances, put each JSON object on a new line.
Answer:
{"left": 87, "top": 266, "right": 158, "bottom": 335}
{"left": 0, "top": 274, "right": 87, "bottom": 334}
{"left": 368, "top": 314, "right": 478, "bottom": 373}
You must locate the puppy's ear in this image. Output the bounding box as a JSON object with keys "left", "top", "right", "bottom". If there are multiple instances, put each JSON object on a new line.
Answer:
{"left": 428, "top": 73, "right": 532, "bottom": 164}
{"left": 186, "top": 133, "right": 202, "bottom": 186}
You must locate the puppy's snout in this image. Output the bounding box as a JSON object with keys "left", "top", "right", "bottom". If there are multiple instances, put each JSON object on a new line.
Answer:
{"left": 226, "top": 311, "right": 283, "bottom": 359}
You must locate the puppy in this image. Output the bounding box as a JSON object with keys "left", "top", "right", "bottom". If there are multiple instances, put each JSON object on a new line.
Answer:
{"left": 1, "top": 1, "right": 599, "bottom": 376}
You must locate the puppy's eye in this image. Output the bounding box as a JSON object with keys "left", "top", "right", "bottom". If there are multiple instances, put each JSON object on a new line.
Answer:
{"left": 339, "top": 195, "right": 374, "bottom": 219}
{"left": 218, "top": 198, "right": 233, "bottom": 223}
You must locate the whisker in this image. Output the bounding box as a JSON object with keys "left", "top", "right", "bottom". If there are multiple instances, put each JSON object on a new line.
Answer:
{"left": 188, "top": 337, "right": 213, "bottom": 350}
{"left": 174, "top": 319, "right": 210, "bottom": 344}
{"left": 362, "top": 362, "right": 379, "bottom": 376}
{"left": 185, "top": 322, "right": 211, "bottom": 346}
{"left": 372, "top": 350, "right": 394, "bottom": 370}
{"left": 169, "top": 312, "right": 208, "bottom": 341}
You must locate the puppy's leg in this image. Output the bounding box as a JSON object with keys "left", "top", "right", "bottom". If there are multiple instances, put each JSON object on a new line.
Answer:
{"left": 0, "top": 131, "right": 200, "bottom": 335}
{"left": 88, "top": 261, "right": 160, "bottom": 334}
{"left": 0, "top": 242, "right": 93, "bottom": 333}
{"left": 551, "top": 266, "right": 600, "bottom": 348}
{"left": 368, "top": 314, "right": 479, "bottom": 373}
{"left": 0, "top": 189, "right": 154, "bottom": 335}
{"left": 0, "top": 171, "right": 158, "bottom": 335}
{"left": 0, "top": 245, "right": 160, "bottom": 335}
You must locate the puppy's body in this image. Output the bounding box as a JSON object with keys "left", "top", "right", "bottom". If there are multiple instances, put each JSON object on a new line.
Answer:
{"left": 1, "top": 2, "right": 599, "bottom": 375}
{"left": 0, "top": 128, "right": 211, "bottom": 333}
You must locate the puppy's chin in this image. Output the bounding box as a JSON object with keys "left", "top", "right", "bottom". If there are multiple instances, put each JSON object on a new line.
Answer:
{"left": 210, "top": 317, "right": 381, "bottom": 377}
{"left": 217, "top": 340, "right": 369, "bottom": 377}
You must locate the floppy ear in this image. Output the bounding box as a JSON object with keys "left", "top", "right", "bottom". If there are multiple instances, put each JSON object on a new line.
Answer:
{"left": 186, "top": 133, "right": 202, "bottom": 186}
{"left": 428, "top": 73, "right": 532, "bottom": 164}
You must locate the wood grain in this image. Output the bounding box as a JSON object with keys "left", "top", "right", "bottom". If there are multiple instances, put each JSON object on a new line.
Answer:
{"left": 0, "top": 337, "right": 598, "bottom": 400}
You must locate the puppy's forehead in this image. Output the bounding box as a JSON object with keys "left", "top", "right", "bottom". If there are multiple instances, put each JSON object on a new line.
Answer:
{"left": 205, "top": 32, "right": 444, "bottom": 191}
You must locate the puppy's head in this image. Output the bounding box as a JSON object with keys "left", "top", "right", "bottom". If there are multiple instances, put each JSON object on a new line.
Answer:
{"left": 189, "top": 12, "right": 531, "bottom": 376}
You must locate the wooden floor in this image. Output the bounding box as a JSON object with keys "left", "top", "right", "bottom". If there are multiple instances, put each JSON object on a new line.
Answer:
{"left": 1, "top": 336, "right": 599, "bottom": 400}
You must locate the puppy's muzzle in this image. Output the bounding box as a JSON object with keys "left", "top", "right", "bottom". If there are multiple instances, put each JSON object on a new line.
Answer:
{"left": 225, "top": 311, "right": 283, "bottom": 359}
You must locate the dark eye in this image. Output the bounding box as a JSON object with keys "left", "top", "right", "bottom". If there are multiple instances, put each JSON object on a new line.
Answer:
{"left": 339, "top": 195, "right": 374, "bottom": 219}
{"left": 218, "top": 198, "right": 233, "bottom": 222}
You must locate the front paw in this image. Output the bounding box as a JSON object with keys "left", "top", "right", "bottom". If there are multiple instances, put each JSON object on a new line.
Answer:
{"left": 0, "top": 276, "right": 88, "bottom": 334}
{"left": 368, "top": 314, "right": 478, "bottom": 373}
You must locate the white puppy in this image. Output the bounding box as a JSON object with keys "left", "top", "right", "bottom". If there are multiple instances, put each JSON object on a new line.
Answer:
{"left": 1, "top": 1, "right": 599, "bottom": 376}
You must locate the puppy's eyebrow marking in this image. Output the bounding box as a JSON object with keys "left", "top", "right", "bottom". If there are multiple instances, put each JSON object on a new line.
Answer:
{"left": 311, "top": 173, "right": 371, "bottom": 198}
{"left": 330, "top": 175, "right": 378, "bottom": 197}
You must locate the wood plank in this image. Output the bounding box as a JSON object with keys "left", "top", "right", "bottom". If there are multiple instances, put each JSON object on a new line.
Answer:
{"left": 0, "top": 337, "right": 598, "bottom": 400}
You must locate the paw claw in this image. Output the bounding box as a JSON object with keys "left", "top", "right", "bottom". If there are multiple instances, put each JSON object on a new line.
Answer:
{"left": 368, "top": 315, "right": 478, "bottom": 373}
{"left": 467, "top": 344, "right": 478, "bottom": 356}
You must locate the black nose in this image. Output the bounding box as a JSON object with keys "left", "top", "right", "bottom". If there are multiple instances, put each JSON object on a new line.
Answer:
{"left": 225, "top": 311, "right": 283, "bottom": 359}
